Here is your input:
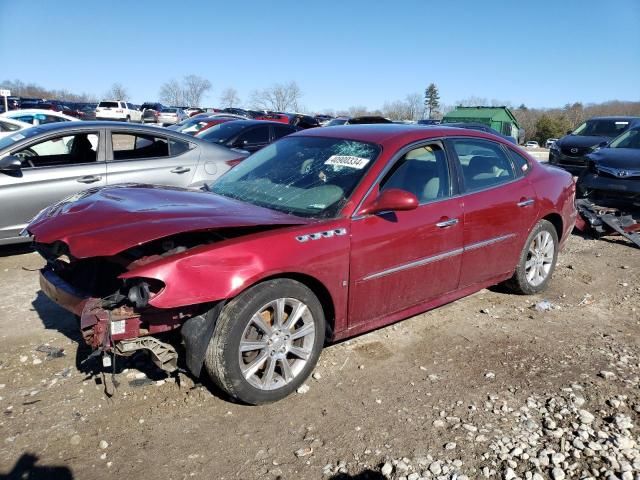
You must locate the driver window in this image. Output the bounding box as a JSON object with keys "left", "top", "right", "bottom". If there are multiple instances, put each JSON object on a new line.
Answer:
{"left": 237, "top": 127, "right": 269, "bottom": 145}
{"left": 380, "top": 143, "right": 450, "bottom": 203}
{"left": 14, "top": 133, "right": 99, "bottom": 168}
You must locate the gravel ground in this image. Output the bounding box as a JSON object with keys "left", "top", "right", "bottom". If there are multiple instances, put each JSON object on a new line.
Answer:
{"left": 0, "top": 232, "right": 638, "bottom": 479}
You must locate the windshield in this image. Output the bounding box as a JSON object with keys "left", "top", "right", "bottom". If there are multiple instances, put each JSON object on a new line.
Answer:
{"left": 572, "top": 119, "right": 630, "bottom": 137}
{"left": 210, "top": 136, "right": 380, "bottom": 218}
{"left": 197, "top": 121, "right": 248, "bottom": 144}
{"left": 326, "top": 118, "right": 347, "bottom": 126}
{"left": 99, "top": 101, "right": 118, "bottom": 108}
{"left": 179, "top": 119, "right": 210, "bottom": 134}
{"left": 0, "top": 126, "right": 44, "bottom": 150}
{"left": 161, "top": 108, "right": 177, "bottom": 113}
{"left": 608, "top": 128, "right": 640, "bottom": 149}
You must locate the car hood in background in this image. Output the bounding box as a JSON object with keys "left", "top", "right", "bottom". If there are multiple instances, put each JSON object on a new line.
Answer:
{"left": 556, "top": 135, "right": 609, "bottom": 149}
{"left": 26, "top": 184, "right": 311, "bottom": 258}
{"left": 587, "top": 148, "right": 640, "bottom": 169}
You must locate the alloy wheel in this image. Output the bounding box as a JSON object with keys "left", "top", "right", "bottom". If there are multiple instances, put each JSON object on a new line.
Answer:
{"left": 525, "top": 231, "right": 555, "bottom": 287}
{"left": 238, "top": 298, "right": 316, "bottom": 391}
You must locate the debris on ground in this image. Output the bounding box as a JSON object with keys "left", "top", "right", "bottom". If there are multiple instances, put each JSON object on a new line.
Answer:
{"left": 35, "top": 344, "right": 65, "bottom": 359}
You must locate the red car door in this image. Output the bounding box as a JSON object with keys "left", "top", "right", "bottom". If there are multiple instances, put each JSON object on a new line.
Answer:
{"left": 348, "top": 142, "right": 464, "bottom": 328}
{"left": 446, "top": 138, "right": 538, "bottom": 287}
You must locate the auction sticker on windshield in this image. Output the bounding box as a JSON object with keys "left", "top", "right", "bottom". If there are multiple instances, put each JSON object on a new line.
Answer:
{"left": 325, "top": 155, "right": 370, "bottom": 169}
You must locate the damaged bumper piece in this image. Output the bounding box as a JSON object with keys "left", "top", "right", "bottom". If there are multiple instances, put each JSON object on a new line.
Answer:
{"left": 575, "top": 199, "right": 640, "bottom": 248}
{"left": 39, "top": 266, "right": 222, "bottom": 374}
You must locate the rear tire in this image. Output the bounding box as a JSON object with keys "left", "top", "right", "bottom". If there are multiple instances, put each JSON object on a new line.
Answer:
{"left": 504, "top": 219, "right": 559, "bottom": 295}
{"left": 204, "top": 279, "right": 325, "bottom": 404}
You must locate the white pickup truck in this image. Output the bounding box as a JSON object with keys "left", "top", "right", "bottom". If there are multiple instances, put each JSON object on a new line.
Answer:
{"left": 95, "top": 101, "right": 142, "bottom": 122}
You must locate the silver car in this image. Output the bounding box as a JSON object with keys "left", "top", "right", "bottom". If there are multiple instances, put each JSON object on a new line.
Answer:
{"left": 157, "top": 108, "right": 188, "bottom": 126}
{"left": 0, "top": 121, "right": 246, "bottom": 245}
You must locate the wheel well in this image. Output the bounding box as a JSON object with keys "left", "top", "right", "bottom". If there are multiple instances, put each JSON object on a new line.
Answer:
{"left": 260, "top": 273, "right": 336, "bottom": 341}
{"left": 542, "top": 213, "right": 563, "bottom": 240}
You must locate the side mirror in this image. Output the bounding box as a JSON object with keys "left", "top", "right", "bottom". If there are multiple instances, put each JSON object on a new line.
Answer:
{"left": 598, "top": 141, "right": 608, "bottom": 148}
{"left": 359, "top": 188, "right": 419, "bottom": 215}
{"left": 0, "top": 155, "right": 22, "bottom": 172}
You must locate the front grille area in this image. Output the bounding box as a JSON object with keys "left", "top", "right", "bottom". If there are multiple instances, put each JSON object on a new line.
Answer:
{"left": 561, "top": 146, "right": 590, "bottom": 157}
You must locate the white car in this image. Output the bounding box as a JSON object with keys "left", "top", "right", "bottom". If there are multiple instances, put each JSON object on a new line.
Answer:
{"left": 1, "top": 109, "right": 79, "bottom": 126}
{"left": 157, "top": 107, "right": 188, "bottom": 126}
{"left": 545, "top": 138, "right": 558, "bottom": 148}
{"left": 524, "top": 141, "right": 540, "bottom": 148}
{"left": 95, "top": 101, "right": 142, "bottom": 122}
{"left": 0, "top": 117, "right": 31, "bottom": 139}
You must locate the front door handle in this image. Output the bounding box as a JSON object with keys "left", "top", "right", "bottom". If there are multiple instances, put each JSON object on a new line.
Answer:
{"left": 77, "top": 175, "right": 101, "bottom": 184}
{"left": 171, "top": 166, "right": 191, "bottom": 174}
{"left": 517, "top": 199, "right": 535, "bottom": 207}
{"left": 435, "top": 218, "right": 459, "bottom": 228}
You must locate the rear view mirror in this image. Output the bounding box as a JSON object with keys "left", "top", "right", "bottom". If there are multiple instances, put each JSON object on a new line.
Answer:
{"left": 0, "top": 155, "right": 22, "bottom": 172}
{"left": 359, "top": 188, "right": 419, "bottom": 215}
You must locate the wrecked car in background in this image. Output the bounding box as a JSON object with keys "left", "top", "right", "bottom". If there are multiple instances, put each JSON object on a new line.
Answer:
{"left": 575, "top": 124, "right": 640, "bottom": 248}
{"left": 26, "top": 124, "right": 576, "bottom": 404}
{"left": 549, "top": 116, "right": 639, "bottom": 174}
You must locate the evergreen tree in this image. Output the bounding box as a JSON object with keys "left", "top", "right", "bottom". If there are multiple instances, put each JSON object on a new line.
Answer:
{"left": 424, "top": 83, "right": 440, "bottom": 119}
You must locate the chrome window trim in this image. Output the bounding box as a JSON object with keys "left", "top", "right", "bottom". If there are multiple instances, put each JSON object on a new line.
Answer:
{"left": 359, "top": 233, "right": 516, "bottom": 282}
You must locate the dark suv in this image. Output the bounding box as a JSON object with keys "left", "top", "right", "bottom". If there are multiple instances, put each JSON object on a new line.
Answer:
{"left": 549, "top": 116, "right": 640, "bottom": 174}
{"left": 140, "top": 102, "right": 164, "bottom": 124}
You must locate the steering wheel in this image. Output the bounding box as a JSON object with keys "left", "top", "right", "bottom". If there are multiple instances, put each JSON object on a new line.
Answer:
{"left": 15, "top": 149, "right": 37, "bottom": 168}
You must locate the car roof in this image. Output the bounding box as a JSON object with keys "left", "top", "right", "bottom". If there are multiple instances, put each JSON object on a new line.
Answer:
{"left": 294, "top": 123, "right": 509, "bottom": 144}
{"left": 6, "top": 120, "right": 211, "bottom": 142}
{"left": 587, "top": 116, "right": 640, "bottom": 121}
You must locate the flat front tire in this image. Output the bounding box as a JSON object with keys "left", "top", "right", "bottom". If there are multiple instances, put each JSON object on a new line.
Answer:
{"left": 505, "top": 219, "right": 559, "bottom": 295}
{"left": 204, "top": 279, "right": 325, "bottom": 404}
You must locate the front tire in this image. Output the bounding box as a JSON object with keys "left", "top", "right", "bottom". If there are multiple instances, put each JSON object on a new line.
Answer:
{"left": 505, "top": 219, "right": 559, "bottom": 295}
{"left": 204, "top": 279, "right": 325, "bottom": 404}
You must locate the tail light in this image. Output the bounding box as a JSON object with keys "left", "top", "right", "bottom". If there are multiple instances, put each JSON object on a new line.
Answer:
{"left": 225, "top": 158, "right": 244, "bottom": 168}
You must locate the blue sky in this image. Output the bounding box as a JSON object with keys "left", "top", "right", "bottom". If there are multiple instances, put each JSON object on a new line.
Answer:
{"left": 1, "top": 0, "right": 638, "bottom": 111}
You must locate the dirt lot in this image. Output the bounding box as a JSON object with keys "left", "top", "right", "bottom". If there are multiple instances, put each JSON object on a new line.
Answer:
{"left": 0, "top": 232, "right": 638, "bottom": 479}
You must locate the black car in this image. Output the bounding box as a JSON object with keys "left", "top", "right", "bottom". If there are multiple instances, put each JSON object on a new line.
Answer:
{"left": 195, "top": 120, "right": 297, "bottom": 153}
{"left": 549, "top": 116, "right": 640, "bottom": 174}
{"left": 325, "top": 116, "right": 392, "bottom": 126}
{"left": 140, "top": 102, "right": 165, "bottom": 123}
{"left": 439, "top": 122, "right": 517, "bottom": 144}
{"left": 577, "top": 125, "right": 640, "bottom": 204}
{"left": 417, "top": 119, "right": 441, "bottom": 125}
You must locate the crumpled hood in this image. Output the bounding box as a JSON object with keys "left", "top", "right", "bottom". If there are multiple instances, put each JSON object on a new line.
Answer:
{"left": 587, "top": 148, "right": 640, "bottom": 169}
{"left": 557, "top": 134, "right": 609, "bottom": 149}
{"left": 27, "top": 184, "right": 311, "bottom": 258}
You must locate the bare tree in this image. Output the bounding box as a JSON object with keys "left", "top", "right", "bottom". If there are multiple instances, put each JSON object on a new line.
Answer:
{"left": 250, "top": 81, "right": 302, "bottom": 112}
{"left": 456, "top": 96, "right": 488, "bottom": 107}
{"left": 219, "top": 87, "right": 241, "bottom": 108}
{"left": 347, "top": 105, "right": 370, "bottom": 117}
{"left": 405, "top": 93, "right": 423, "bottom": 120}
{"left": 382, "top": 100, "right": 410, "bottom": 121}
{"left": 159, "top": 79, "right": 184, "bottom": 106}
{"left": 105, "top": 82, "right": 129, "bottom": 101}
{"left": 183, "top": 75, "right": 212, "bottom": 107}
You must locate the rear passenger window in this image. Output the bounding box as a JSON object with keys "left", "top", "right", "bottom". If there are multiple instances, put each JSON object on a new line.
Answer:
{"left": 169, "top": 138, "right": 190, "bottom": 156}
{"left": 508, "top": 149, "right": 531, "bottom": 176}
{"left": 112, "top": 133, "right": 169, "bottom": 160}
{"left": 450, "top": 139, "right": 515, "bottom": 192}
{"left": 380, "top": 143, "right": 450, "bottom": 203}
{"left": 238, "top": 127, "right": 269, "bottom": 145}
{"left": 273, "top": 125, "right": 295, "bottom": 140}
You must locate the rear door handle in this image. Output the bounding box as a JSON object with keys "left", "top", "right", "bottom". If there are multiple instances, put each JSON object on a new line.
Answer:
{"left": 517, "top": 199, "right": 535, "bottom": 207}
{"left": 77, "top": 175, "right": 101, "bottom": 184}
{"left": 435, "top": 218, "right": 459, "bottom": 228}
{"left": 170, "top": 166, "right": 191, "bottom": 174}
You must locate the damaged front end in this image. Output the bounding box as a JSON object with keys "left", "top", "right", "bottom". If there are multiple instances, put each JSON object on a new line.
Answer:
{"left": 36, "top": 232, "right": 230, "bottom": 375}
